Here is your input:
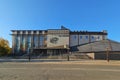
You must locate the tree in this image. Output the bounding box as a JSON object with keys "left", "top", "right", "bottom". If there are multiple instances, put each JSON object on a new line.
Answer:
{"left": 0, "top": 37, "right": 11, "bottom": 56}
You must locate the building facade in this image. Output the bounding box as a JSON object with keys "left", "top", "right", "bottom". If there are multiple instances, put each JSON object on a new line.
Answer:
{"left": 11, "top": 26, "right": 107, "bottom": 55}
{"left": 70, "top": 30, "right": 107, "bottom": 47}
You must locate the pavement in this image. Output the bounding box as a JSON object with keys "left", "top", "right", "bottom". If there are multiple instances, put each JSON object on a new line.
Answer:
{"left": 0, "top": 58, "right": 120, "bottom": 66}
{"left": 0, "top": 60, "right": 120, "bottom": 80}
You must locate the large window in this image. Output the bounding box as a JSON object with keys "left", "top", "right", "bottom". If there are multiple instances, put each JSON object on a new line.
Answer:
{"left": 39, "top": 35, "right": 44, "bottom": 47}
{"left": 15, "top": 35, "right": 20, "bottom": 53}
{"left": 44, "top": 35, "right": 47, "bottom": 47}
{"left": 27, "top": 35, "right": 31, "bottom": 52}
{"left": 33, "top": 35, "right": 38, "bottom": 48}
{"left": 21, "top": 35, "right": 26, "bottom": 51}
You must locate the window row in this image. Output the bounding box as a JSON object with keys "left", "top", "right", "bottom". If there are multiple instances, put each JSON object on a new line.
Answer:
{"left": 14, "top": 35, "right": 47, "bottom": 52}
{"left": 74, "top": 36, "right": 100, "bottom": 39}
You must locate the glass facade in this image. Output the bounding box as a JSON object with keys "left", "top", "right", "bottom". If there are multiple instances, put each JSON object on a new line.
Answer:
{"left": 21, "top": 35, "right": 26, "bottom": 52}
{"left": 44, "top": 35, "right": 47, "bottom": 47}
{"left": 15, "top": 35, "right": 20, "bottom": 53}
{"left": 39, "top": 35, "right": 44, "bottom": 47}
{"left": 12, "top": 29, "right": 107, "bottom": 55}
{"left": 27, "top": 35, "right": 31, "bottom": 52}
{"left": 13, "top": 34, "right": 47, "bottom": 53}
{"left": 33, "top": 35, "right": 38, "bottom": 48}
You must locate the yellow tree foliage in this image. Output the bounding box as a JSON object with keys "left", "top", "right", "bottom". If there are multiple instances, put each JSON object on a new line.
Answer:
{"left": 0, "top": 37, "right": 11, "bottom": 56}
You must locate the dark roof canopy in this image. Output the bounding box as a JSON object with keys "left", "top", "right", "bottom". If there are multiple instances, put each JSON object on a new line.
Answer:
{"left": 70, "top": 31, "right": 107, "bottom": 35}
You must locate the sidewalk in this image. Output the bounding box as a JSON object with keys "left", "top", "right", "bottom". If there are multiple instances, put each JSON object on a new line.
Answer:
{"left": 33, "top": 60, "right": 120, "bottom": 66}
{"left": 0, "top": 58, "right": 120, "bottom": 66}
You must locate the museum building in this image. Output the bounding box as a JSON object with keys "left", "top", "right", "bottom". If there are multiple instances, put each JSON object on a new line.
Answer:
{"left": 11, "top": 26, "right": 107, "bottom": 56}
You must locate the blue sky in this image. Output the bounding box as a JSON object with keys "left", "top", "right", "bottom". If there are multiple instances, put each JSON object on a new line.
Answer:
{"left": 0, "top": 0, "right": 120, "bottom": 47}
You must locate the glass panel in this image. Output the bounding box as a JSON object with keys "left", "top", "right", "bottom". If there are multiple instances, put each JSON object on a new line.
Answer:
{"left": 39, "top": 35, "right": 44, "bottom": 47}
{"left": 27, "top": 35, "right": 31, "bottom": 52}
{"left": 21, "top": 35, "right": 26, "bottom": 52}
{"left": 33, "top": 35, "right": 38, "bottom": 48}
{"left": 15, "top": 35, "right": 20, "bottom": 53}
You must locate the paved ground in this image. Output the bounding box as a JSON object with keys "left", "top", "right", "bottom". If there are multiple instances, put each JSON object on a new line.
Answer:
{"left": 0, "top": 60, "right": 120, "bottom": 80}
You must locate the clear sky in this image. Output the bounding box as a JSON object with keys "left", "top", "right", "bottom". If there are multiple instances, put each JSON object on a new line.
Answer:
{"left": 0, "top": 0, "right": 120, "bottom": 47}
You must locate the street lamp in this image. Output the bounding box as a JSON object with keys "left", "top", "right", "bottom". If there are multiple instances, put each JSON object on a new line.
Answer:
{"left": 28, "top": 48, "right": 30, "bottom": 62}
{"left": 64, "top": 44, "right": 70, "bottom": 61}
{"left": 27, "top": 41, "right": 31, "bottom": 62}
{"left": 106, "top": 47, "right": 110, "bottom": 62}
{"left": 67, "top": 47, "right": 70, "bottom": 61}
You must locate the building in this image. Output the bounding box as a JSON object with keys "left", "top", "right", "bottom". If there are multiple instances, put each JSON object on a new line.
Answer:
{"left": 11, "top": 26, "right": 108, "bottom": 56}
{"left": 69, "top": 30, "right": 107, "bottom": 47}
{"left": 71, "top": 39, "right": 120, "bottom": 60}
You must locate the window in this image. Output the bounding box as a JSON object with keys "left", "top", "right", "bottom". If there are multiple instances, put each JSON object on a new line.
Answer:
{"left": 98, "top": 36, "right": 100, "bottom": 39}
{"left": 74, "top": 35, "right": 77, "bottom": 39}
{"left": 33, "top": 35, "right": 38, "bottom": 48}
{"left": 91, "top": 36, "right": 94, "bottom": 39}
{"left": 27, "top": 35, "right": 31, "bottom": 48}
{"left": 21, "top": 36, "right": 26, "bottom": 51}
{"left": 15, "top": 35, "right": 20, "bottom": 53}
{"left": 40, "top": 36, "right": 44, "bottom": 47}
{"left": 86, "top": 36, "right": 88, "bottom": 39}
{"left": 80, "top": 36, "right": 82, "bottom": 39}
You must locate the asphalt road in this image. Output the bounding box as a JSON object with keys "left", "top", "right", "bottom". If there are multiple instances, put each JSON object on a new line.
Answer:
{"left": 0, "top": 61, "right": 120, "bottom": 80}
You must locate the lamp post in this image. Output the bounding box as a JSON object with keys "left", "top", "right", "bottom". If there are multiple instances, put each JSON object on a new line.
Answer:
{"left": 106, "top": 47, "right": 110, "bottom": 62}
{"left": 64, "top": 44, "right": 70, "bottom": 61}
{"left": 27, "top": 41, "right": 31, "bottom": 62}
{"left": 67, "top": 48, "right": 70, "bottom": 61}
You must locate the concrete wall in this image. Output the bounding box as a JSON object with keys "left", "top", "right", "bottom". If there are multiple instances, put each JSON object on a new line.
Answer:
{"left": 95, "top": 52, "right": 120, "bottom": 60}
{"left": 79, "top": 35, "right": 89, "bottom": 45}
{"left": 70, "top": 34, "right": 106, "bottom": 47}
{"left": 90, "top": 35, "right": 103, "bottom": 42}
{"left": 86, "top": 53, "right": 95, "bottom": 59}
{"left": 70, "top": 35, "right": 79, "bottom": 47}
{"left": 47, "top": 34, "right": 69, "bottom": 47}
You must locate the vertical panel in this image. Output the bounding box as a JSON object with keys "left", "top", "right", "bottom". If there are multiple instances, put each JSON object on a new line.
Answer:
{"left": 27, "top": 35, "right": 31, "bottom": 53}
{"left": 16, "top": 35, "right": 20, "bottom": 53}
{"left": 33, "top": 35, "right": 38, "bottom": 48}
{"left": 21, "top": 35, "right": 26, "bottom": 52}
{"left": 12, "top": 35, "right": 15, "bottom": 54}
{"left": 39, "top": 35, "right": 44, "bottom": 47}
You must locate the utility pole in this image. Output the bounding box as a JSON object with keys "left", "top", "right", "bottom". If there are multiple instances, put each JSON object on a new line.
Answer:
{"left": 106, "top": 40, "right": 112, "bottom": 62}
{"left": 28, "top": 48, "right": 31, "bottom": 62}
{"left": 67, "top": 48, "right": 70, "bottom": 61}
{"left": 106, "top": 47, "right": 110, "bottom": 62}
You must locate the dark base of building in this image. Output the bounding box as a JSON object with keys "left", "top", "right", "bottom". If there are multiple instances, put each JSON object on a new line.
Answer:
{"left": 33, "top": 49, "right": 68, "bottom": 56}
{"left": 12, "top": 49, "right": 69, "bottom": 56}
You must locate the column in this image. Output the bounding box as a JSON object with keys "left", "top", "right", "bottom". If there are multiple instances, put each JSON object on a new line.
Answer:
{"left": 31, "top": 34, "right": 34, "bottom": 50}
{"left": 38, "top": 34, "right": 40, "bottom": 48}
{"left": 12, "top": 34, "right": 15, "bottom": 54}
{"left": 20, "top": 34, "right": 22, "bottom": 53}
{"left": 25, "top": 34, "right": 28, "bottom": 53}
